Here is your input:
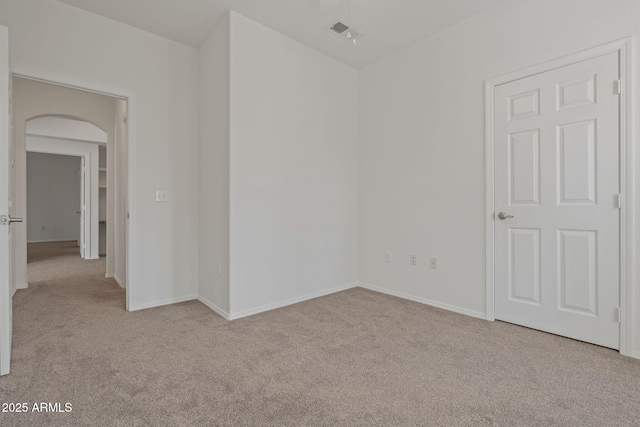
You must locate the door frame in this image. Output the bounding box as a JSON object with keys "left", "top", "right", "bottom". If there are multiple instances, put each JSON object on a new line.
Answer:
{"left": 11, "top": 66, "right": 137, "bottom": 312}
{"left": 484, "top": 38, "right": 634, "bottom": 357}
{"left": 0, "top": 25, "right": 11, "bottom": 376}
{"left": 26, "top": 136, "right": 99, "bottom": 260}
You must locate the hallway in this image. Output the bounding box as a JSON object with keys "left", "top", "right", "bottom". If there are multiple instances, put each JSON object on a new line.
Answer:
{"left": 25, "top": 241, "right": 122, "bottom": 304}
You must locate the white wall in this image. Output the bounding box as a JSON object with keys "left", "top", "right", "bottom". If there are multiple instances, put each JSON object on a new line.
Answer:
{"left": 7, "top": 0, "right": 636, "bottom": 347}
{"left": 1, "top": 0, "right": 199, "bottom": 309}
{"left": 228, "top": 12, "right": 359, "bottom": 317}
{"left": 358, "top": 0, "right": 640, "bottom": 350}
{"left": 27, "top": 116, "right": 107, "bottom": 144}
{"left": 198, "top": 14, "right": 230, "bottom": 315}
{"left": 26, "top": 152, "right": 81, "bottom": 243}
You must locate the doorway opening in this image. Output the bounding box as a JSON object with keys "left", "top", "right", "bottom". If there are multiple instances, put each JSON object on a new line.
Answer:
{"left": 484, "top": 38, "right": 634, "bottom": 356}
{"left": 13, "top": 77, "right": 129, "bottom": 308}
{"left": 27, "top": 152, "right": 85, "bottom": 256}
{"left": 26, "top": 116, "right": 105, "bottom": 262}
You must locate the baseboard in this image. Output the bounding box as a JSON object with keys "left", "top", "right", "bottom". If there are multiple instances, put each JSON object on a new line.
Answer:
{"left": 227, "top": 282, "right": 359, "bottom": 321}
{"left": 104, "top": 273, "right": 113, "bottom": 278}
{"left": 27, "top": 239, "right": 79, "bottom": 244}
{"left": 112, "top": 274, "right": 125, "bottom": 289}
{"left": 13, "top": 283, "right": 28, "bottom": 297}
{"left": 11, "top": 283, "right": 29, "bottom": 298}
{"left": 197, "top": 295, "right": 231, "bottom": 320}
{"left": 129, "top": 294, "right": 198, "bottom": 312}
{"left": 632, "top": 351, "right": 640, "bottom": 360}
{"left": 358, "top": 282, "right": 486, "bottom": 320}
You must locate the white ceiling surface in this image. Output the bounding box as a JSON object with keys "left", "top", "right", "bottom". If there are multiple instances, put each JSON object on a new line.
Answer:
{"left": 56, "top": 0, "right": 505, "bottom": 69}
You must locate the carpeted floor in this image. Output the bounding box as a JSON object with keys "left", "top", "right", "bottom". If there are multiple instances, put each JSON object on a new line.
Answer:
{"left": 0, "top": 241, "right": 639, "bottom": 426}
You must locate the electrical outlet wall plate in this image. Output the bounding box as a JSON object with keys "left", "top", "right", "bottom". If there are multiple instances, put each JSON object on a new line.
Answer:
{"left": 155, "top": 190, "right": 169, "bottom": 202}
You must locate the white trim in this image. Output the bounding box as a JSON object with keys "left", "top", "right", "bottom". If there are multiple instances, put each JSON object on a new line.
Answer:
{"left": 125, "top": 91, "right": 136, "bottom": 313}
{"left": 24, "top": 134, "right": 107, "bottom": 147}
{"left": 484, "top": 76, "right": 496, "bottom": 322}
{"left": 198, "top": 295, "right": 231, "bottom": 320}
{"left": 11, "top": 66, "right": 128, "bottom": 100}
{"left": 633, "top": 351, "right": 640, "bottom": 360}
{"left": 26, "top": 133, "right": 107, "bottom": 146}
{"left": 484, "top": 38, "right": 635, "bottom": 356}
{"left": 227, "top": 283, "right": 358, "bottom": 320}
{"left": 27, "top": 239, "right": 81, "bottom": 244}
{"left": 0, "top": 25, "right": 10, "bottom": 376}
{"left": 11, "top": 65, "right": 137, "bottom": 312}
{"left": 485, "top": 38, "right": 632, "bottom": 87}
{"left": 200, "top": 282, "right": 487, "bottom": 321}
{"left": 104, "top": 273, "right": 113, "bottom": 279}
{"left": 358, "top": 283, "right": 486, "bottom": 320}
{"left": 112, "top": 273, "right": 124, "bottom": 289}
{"left": 618, "top": 39, "right": 635, "bottom": 358}
{"left": 129, "top": 294, "right": 197, "bottom": 312}
{"left": 15, "top": 283, "right": 27, "bottom": 290}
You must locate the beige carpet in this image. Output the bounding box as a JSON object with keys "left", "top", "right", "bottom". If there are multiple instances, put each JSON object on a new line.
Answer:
{"left": 1, "top": 241, "right": 639, "bottom": 426}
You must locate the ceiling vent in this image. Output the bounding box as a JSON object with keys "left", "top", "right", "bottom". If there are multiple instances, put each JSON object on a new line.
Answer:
{"left": 327, "top": 21, "right": 362, "bottom": 45}
{"left": 329, "top": 21, "right": 349, "bottom": 34}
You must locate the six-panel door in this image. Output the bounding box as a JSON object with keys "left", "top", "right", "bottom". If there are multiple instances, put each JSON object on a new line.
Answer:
{"left": 494, "top": 52, "right": 620, "bottom": 349}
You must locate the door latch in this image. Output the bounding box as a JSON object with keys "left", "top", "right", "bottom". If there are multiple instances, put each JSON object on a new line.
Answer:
{"left": 497, "top": 212, "right": 514, "bottom": 220}
{"left": 0, "top": 215, "right": 23, "bottom": 226}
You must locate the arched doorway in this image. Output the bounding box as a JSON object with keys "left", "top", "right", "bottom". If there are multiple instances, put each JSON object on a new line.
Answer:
{"left": 26, "top": 115, "right": 106, "bottom": 261}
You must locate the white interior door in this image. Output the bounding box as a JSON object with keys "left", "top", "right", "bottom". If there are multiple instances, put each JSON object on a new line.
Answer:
{"left": 494, "top": 52, "right": 620, "bottom": 349}
{"left": 0, "top": 25, "right": 16, "bottom": 376}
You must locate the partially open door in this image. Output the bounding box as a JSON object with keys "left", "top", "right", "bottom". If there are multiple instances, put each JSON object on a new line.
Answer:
{"left": 0, "top": 25, "right": 18, "bottom": 376}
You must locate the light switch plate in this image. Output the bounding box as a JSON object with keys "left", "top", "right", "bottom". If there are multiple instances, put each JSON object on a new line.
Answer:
{"left": 155, "top": 190, "right": 169, "bottom": 202}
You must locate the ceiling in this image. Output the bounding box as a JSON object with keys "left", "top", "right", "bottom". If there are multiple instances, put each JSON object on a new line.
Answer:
{"left": 56, "top": 0, "right": 506, "bottom": 69}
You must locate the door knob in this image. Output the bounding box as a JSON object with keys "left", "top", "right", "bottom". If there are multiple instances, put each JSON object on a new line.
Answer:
{"left": 0, "top": 215, "right": 24, "bottom": 226}
{"left": 497, "top": 212, "right": 514, "bottom": 220}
